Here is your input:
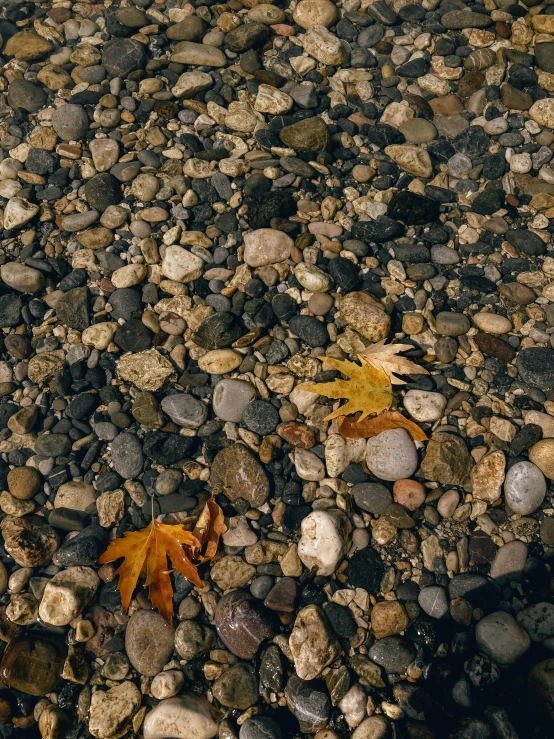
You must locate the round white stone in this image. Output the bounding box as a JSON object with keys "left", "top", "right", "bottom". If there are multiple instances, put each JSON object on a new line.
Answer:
{"left": 243, "top": 228, "right": 293, "bottom": 267}
{"left": 403, "top": 389, "right": 446, "bottom": 422}
{"left": 142, "top": 695, "right": 218, "bottom": 739}
{"left": 298, "top": 510, "right": 351, "bottom": 576}
{"left": 504, "top": 460, "right": 546, "bottom": 515}
{"left": 365, "top": 429, "right": 418, "bottom": 481}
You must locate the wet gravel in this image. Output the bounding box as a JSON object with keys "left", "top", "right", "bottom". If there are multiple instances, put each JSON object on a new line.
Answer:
{"left": 1, "top": 0, "right": 554, "bottom": 737}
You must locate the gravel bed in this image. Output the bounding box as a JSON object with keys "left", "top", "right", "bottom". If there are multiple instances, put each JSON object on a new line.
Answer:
{"left": 1, "top": 0, "right": 554, "bottom": 737}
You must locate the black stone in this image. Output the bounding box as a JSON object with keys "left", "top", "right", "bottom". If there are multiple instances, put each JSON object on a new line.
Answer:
{"left": 345, "top": 547, "right": 384, "bottom": 591}
{"left": 56, "top": 287, "right": 89, "bottom": 330}
{"left": 243, "top": 400, "right": 280, "bottom": 435}
{"left": 471, "top": 187, "right": 505, "bottom": 215}
{"left": 453, "top": 126, "right": 490, "bottom": 158}
{"left": 509, "top": 423, "right": 542, "bottom": 456}
{"left": 101, "top": 38, "right": 146, "bottom": 77}
{"left": 246, "top": 190, "right": 296, "bottom": 229}
{"left": 351, "top": 218, "right": 405, "bottom": 243}
{"left": 84, "top": 173, "right": 121, "bottom": 212}
{"left": 388, "top": 192, "right": 440, "bottom": 225}
{"left": 516, "top": 347, "right": 554, "bottom": 390}
{"left": 67, "top": 393, "right": 97, "bottom": 420}
{"left": 0, "top": 294, "right": 23, "bottom": 327}
{"left": 396, "top": 57, "right": 428, "bottom": 77}
{"left": 328, "top": 257, "right": 360, "bottom": 291}
{"left": 288, "top": 315, "right": 328, "bottom": 347}
{"left": 324, "top": 602, "right": 357, "bottom": 638}
{"left": 272, "top": 294, "right": 297, "bottom": 321}
{"left": 362, "top": 123, "right": 405, "bottom": 147}
{"left": 193, "top": 312, "right": 243, "bottom": 349}
{"left": 506, "top": 229, "right": 546, "bottom": 256}
{"left": 368, "top": 636, "right": 415, "bottom": 674}
{"left": 143, "top": 431, "right": 196, "bottom": 465}
{"left": 114, "top": 319, "right": 153, "bottom": 352}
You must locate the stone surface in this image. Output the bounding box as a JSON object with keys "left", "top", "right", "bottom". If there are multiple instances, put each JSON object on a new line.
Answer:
{"left": 475, "top": 611, "right": 530, "bottom": 666}
{"left": 210, "top": 444, "right": 270, "bottom": 507}
{"left": 504, "top": 461, "right": 546, "bottom": 514}
{"left": 143, "top": 696, "right": 218, "bottom": 739}
{"left": 365, "top": 429, "right": 418, "bottom": 481}
{"left": 298, "top": 510, "right": 351, "bottom": 576}
{"left": 125, "top": 610, "right": 175, "bottom": 676}
{"left": 290, "top": 605, "right": 341, "bottom": 680}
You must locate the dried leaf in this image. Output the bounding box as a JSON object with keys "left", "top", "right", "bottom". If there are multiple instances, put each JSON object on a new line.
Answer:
{"left": 98, "top": 499, "right": 226, "bottom": 623}
{"left": 338, "top": 410, "right": 429, "bottom": 441}
{"left": 360, "top": 341, "right": 429, "bottom": 385}
{"left": 304, "top": 356, "right": 393, "bottom": 422}
{"left": 193, "top": 497, "right": 227, "bottom": 562}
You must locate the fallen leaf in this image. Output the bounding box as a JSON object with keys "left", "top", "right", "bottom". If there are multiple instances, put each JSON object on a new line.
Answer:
{"left": 338, "top": 410, "right": 429, "bottom": 441}
{"left": 304, "top": 356, "right": 393, "bottom": 421}
{"left": 98, "top": 499, "right": 226, "bottom": 623}
{"left": 360, "top": 341, "right": 429, "bottom": 385}
{"left": 193, "top": 497, "right": 227, "bottom": 562}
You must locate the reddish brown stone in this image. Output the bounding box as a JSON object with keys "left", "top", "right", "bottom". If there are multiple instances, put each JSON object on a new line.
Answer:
{"left": 469, "top": 531, "right": 497, "bottom": 565}
{"left": 496, "top": 21, "right": 511, "bottom": 38}
{"left": 458, "top": 71, "right": 485, "bottom": 98}
{"left": 264, "top": 577, "right": 298, "bottom": 612}
{"left": 215, "top": 591, "right": 276, "bottom": 659}
{"left": 277, "top": 422, "right": 316, "bottom": 449}
{"left": 474, "top": 332, "right": 516, "bottom": 363}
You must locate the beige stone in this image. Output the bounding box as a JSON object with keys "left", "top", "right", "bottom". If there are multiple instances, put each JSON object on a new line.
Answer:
{"left": 371, "top": 601, "right": 409, "bottom": 639}
{"left": 293, "top": 0, "right": 337, "bottom": 29}
{"left": 384, "top": 145, "right": 433, "bottom": 178}
{"left": 82, "top": 322, "right": 119, "bottom": 350}
{"left": 254, "top": 85, "right": 293, "bottom": 114}
{"left": 198, "top": 350, "right": 242, "bottom": 374}
{"left": 471, "top": 450, "right": 505, "bottom": 502}
{"left": 117, "top": 349, "right": 176, "bottom": 391}
{"left": 303, "top": 26, "right": 346, "bottom": 65}
{"left": 530, "top": 99, "right": 554, "bottom": 130}
{"left": 339, "top": 291, "right": 390, "bottom": 342}
{"left": 529, "top": 439, "right": 554, "bottom": 480}
{"left": 28, "top": 351, "right": 65, "bottom": 384}
{"left": 111, "top": 264, "right": 148, "bottom": 288}
{"left": 532, "top": 15, "right": 554, "bottom": 33}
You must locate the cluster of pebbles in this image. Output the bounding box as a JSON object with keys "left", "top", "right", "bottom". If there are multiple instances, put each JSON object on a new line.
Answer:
{"left": 3, "top": 0, "right": 554, "bottom": 736}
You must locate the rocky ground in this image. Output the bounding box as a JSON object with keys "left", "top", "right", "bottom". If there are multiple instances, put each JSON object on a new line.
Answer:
{"left": 1, "top": 0, "right": 554, "bottom": 737}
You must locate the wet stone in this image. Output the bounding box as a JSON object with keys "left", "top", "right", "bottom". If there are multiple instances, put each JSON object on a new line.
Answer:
{"left": 215, "top": 591, "right": 276, "bottom": 659}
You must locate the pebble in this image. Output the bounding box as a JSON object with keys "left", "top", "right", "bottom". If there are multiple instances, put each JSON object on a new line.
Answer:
{"left": 475, "top": 612, "right": 531, "bottom": 666}
{"left": 143, "top": 696, "right": 218, "bottom": 739}
{"left": 365, "top": 430, "right": 418, "bottom": 482}
{"left": 125, "top": 610, "right": 175, "bottom": 677}
{"left": 89, "top": 682, "right": 141, "bottom": 739}
{"left": 298, "top": 511, "right": 351, "bottom": 576}
{"left": 215, "top": 591, "right": 275, "bottom": 659}
{"left": 38, "top": 566, "right": 99, "bottom": 626}
{"left": 290, "top": 605, "right": 340, "bottom": 680}
{"left": 403, "top": 390, "right": 446, "bottom": 422}
{"left": 490, "top": 541, "right": 528, "bottom": 584}
{"left": 504, "top": 461, "right": 546, "bottom": 514}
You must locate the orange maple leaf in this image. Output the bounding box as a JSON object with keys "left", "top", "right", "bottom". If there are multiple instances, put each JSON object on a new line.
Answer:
{"left": 98, "top": 499, "right": 226, "bottom": 623}
{"left": 338, "top": 410, "right": 429, "bottom": 442}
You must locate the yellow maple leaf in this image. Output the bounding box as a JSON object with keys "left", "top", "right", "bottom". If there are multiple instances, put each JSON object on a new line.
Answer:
{"left": 304, "top": 356, "right": 393, "bottom": 421}
{"left": 359, "top": 341, "right": 429, "bottom": 385}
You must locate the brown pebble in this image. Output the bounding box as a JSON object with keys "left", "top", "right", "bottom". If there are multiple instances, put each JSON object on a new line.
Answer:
{"left": 474, "top": 332, "right": 516, "bottom": 363}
